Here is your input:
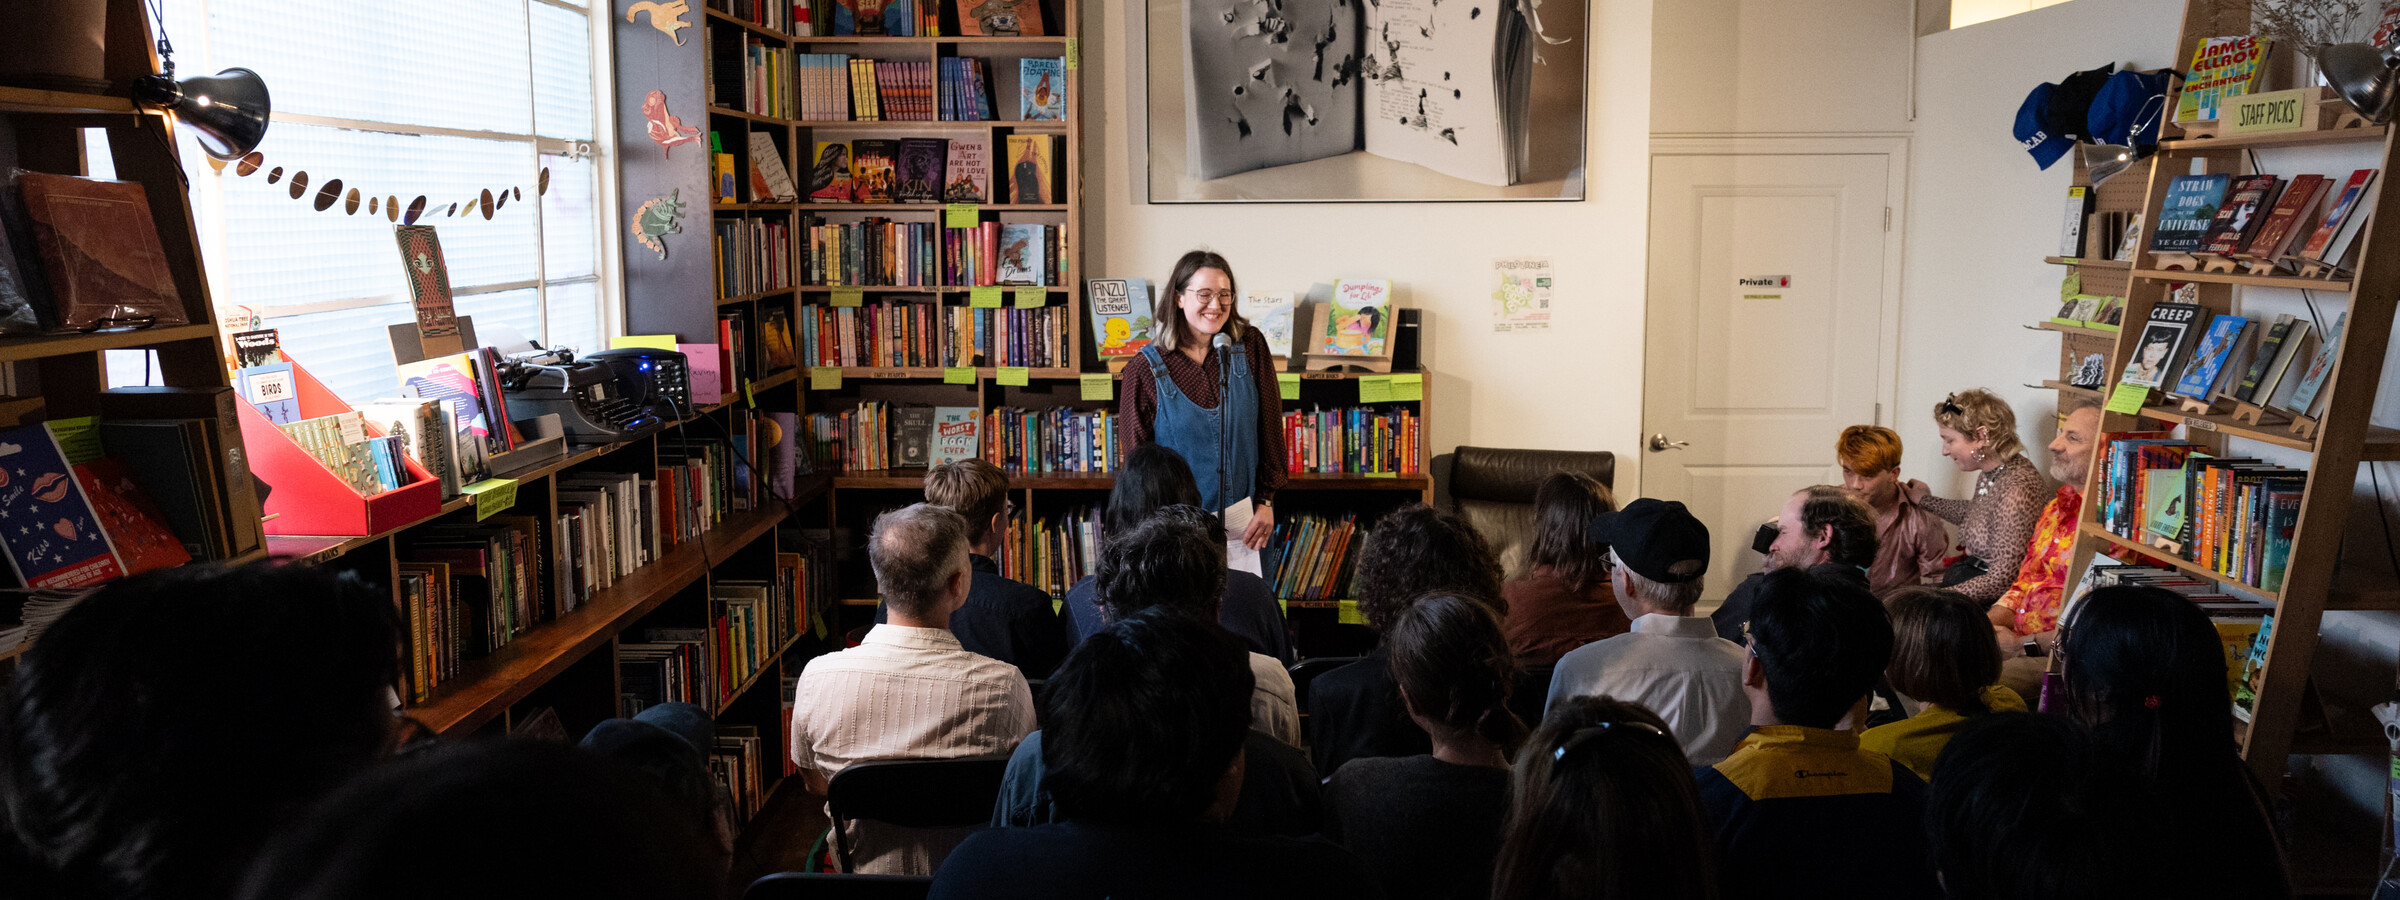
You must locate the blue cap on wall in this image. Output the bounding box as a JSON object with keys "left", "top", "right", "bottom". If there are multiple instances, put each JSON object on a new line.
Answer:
{"left": 2015, "top": 83, "right": 2074, "bottom": 169}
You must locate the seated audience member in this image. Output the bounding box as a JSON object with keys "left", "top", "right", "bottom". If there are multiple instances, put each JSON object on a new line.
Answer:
{"left": 1989, "top": 401, "right": 2100, "bottom": 690}
{"left": 990, "top": 509, "right": 1314, "bottom": 829}
{"left": 791, "top": 504, "right": 1036, "bottom": 874}
{"left": 1906, "top": 389, "right": 2050, "bottom": 604}
{"left": 2058, "top": 585, "right": 2292, "bottom": 899}
{"left": 1547, "top": 499, "right": 1749, "bottom": 766}
{"left": 237, "top": 740, "right": 720, "bottom": 900}
{"left": 1326, "top": 593, "right": 1526, "bottom": 900}
{"left": 1709, "top": 485, "right": 1876, "bottom": 644}
{"left": 1697, "top": 567, "right": 1938, "bottom": 899}
{"left": 932, "top": 611, "right": 1379, "bottom": 899}
{"left": 579, "top": 702, "right": 737, "bottom": 864}
{"left": 1859, "top": 588, "right": 2024, "bottom": 780}
{"left": 1309, "top": 504, "right": 1506, "bottom": 775}
{"left": 1, "top": 563, "right": 401, "bottom": 900}
{"left": 1501, "top": 471, "right": 1631, "bottom": 667}
{"left": 1835, "top": 425, "right": 1950, "bottom": 591}
{"left": 874, "top": 459, "right": 1071, "bottom": 678}
{"left": 1927, "top": 713, "right": 2174, "bottom": 900}
{"left": 1059, "top": 443, "right": 1292, "bottom": 663}
{"left": 1491, "top": 697, "right": 1716, "bottom": 900}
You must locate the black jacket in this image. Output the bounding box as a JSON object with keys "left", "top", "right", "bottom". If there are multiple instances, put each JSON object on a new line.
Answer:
{"left": 877, "top": 554, "right": 1074, "bottom": 679}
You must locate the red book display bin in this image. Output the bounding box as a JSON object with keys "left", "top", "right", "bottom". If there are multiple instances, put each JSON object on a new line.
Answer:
{"left": 236, "top": 360, "right": 441, "bottom": 536}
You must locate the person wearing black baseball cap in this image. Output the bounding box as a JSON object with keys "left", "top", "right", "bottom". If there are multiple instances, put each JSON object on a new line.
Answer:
{"left": 1542, "top": 499, "right": 1752, "bottom": 766}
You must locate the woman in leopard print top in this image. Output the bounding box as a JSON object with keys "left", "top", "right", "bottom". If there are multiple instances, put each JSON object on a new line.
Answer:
{"left": 1906, "top": 390, "right": 2051, "bottom": 604}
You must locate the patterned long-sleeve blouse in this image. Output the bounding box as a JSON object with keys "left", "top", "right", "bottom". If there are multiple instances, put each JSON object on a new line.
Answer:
{"left": 1920, "top": 455, "right": 2050, "bottom": 603}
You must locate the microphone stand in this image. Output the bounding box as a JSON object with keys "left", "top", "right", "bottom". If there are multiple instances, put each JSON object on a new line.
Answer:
{"left": 1212, "top": 331, "right": 1234, "bottom": 523}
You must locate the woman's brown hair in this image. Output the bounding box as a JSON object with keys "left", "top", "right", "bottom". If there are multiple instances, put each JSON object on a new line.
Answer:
{"left": 1526, "top": 471, "right": 1617, "bottom": 589}
{"left": 1152, "top": 249, "right": 1251, "bottom": 353}
{"left": 1885, "top": 586, "right": 2001, "bottom": 713}
{"left": 1387, "top": 592, "right": 1527, "bottom": 757}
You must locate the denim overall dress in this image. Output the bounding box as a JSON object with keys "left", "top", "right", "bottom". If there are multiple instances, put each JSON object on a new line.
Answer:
{"left": 1139, "top": 339, "right": 1259, "bottom": 516}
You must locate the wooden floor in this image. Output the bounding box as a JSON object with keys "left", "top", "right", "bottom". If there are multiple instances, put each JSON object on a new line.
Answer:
{"left": 727, "top": 780, "right": 832, "bottom": 895}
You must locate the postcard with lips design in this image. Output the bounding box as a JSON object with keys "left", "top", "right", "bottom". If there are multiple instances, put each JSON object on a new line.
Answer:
{"left": 0, "top": 423, "right": 124, "bottom": 589}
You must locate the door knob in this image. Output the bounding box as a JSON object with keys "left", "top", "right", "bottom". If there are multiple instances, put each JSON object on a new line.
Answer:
{"left": 1649, "top": 433, "right": 1689, "bottom": 452}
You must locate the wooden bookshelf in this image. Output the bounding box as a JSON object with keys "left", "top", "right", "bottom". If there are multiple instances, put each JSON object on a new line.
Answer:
{"left": 2053, "top": 1, "right": 2400, "bottom": 810}
{"left": 2029, "top": 321, "right": 2118, "bottom": 339}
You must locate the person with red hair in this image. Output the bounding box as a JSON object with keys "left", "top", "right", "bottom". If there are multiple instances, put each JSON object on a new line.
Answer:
{"left": 1835, "top": 425, "right": 1950, "bottom": 593}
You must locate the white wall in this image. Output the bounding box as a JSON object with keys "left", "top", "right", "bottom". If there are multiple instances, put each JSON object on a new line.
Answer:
{"left": 1652, "top": 0, "right": 1916, "bottom": 135}
{"left": 1083, "top": 0, "right": 1658, "bottom": 480}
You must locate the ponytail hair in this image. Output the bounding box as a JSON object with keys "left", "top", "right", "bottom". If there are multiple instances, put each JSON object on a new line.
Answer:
{"left": 1388, "top": 592, "right": 1528, "bottom": 757}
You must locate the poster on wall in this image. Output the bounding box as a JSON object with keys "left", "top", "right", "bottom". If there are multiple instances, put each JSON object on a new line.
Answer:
{"left": 1145, "top": 0, "right": 1587, "bottom": 203}
{"left": 1492, "top": 256, "right": 1553, "bottom": 331}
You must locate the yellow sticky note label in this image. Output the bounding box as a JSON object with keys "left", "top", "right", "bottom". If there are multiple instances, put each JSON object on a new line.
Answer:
{"left": 1366, "top": 472, "right": 1398, "bottom": 478}
{"left": 1276, "top": 596, "right": 1288, "bottom": 615}
{"left": 743, "top": 379, "right": 757, "bottom": 408}
{"left": 998, "top": 366, "right": 1031, "bottom": 386}
{"left": 1013, "top": 286, "right": 1047, "bottom": 308}
{"left": 944, "top": 366, "right": 977, "bottom": 385}
{"left": 1052, "top": 598, "right": 1063, "bottom": 614}
{"left": 1358, "top": 375, "right": 1394, "bottom": 404}
{"left": 830, "top": 287, "right": 864, "bottom": 307}
{"left": 970, "top": 286, "right": 1004, "bottom": 308}
{"left": 1338, "top": 600, "right": 1366, "bottom": 626}
{"left": 811, "top": 608, "right": 828, "bottom": 640}
{"left": 612, "top": 334, "right": 678, "bottom": 351}
{"left": 945, "top": 203, "right": 980, "bottom": 228}
{"left": 1278, "top": 373, "right": 1301, "bottom": 400}
{"left": 1081, "top": 373, "right": 1114, "bottom": 401}
{"left": 810, "top": 366, "right": 843, "bottom": 390}
{"left": 1392, "top": 373, "right": 1423, "bottom": 402}
{"left": 1064, "top": 39, "right": 1080, "bottom": 70}
{"left": 465, "top": 478, "right": 518, "bottom": 521}
{"left": 2106, "top": 382, "right": 2149, "bottom": 415}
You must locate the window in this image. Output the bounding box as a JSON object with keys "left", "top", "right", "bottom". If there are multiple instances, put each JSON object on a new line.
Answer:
{"left": 159, "top": 0, "right": 615, "bottom": 402}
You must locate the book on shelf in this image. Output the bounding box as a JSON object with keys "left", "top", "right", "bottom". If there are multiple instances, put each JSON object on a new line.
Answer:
{"left": 809, "top": 142, "right": 856, "bottom": 202}
{"left": 1086, "top": 278, "right": 1156, "bottom": 359}
{"left": 2229, "top": 315, "right": 2294, "bottom": 405}
{"left": 895, "top": 138, "right": 948, "bottom": 204}
{"left": 851, "top": 139, "right": 899, "bottom": 203}
{"left": 931, "top": 406, "right": 979, "bottom": 465}
{"left": 14, "top": 172, "right": 189, "bottom": 330}
{"left": 1249, "top": 291, "right": 1299, "bottom": 357}
{"left": 398, "top": 351, "right": 507, "bottom": 459}
{"left": 2149, "top": 174, "right": 2231, "bottom": 255}
{"left": 1321, "top": 279, "right": 1395, "bottom": 357}
{"left": 2175, "top": 35, "right": 2269, "bottom": 122}
{"left": 2236, "top": 173, "right": 2325, "bottom": 269}
{"left": 2245, "top": 317, "right": 2313, "bottom": 408}
{"left": 712, "top": 35, "right": 795, "bottom": 119}
{"left": 2194, "top": 174, "right": 2277, "bottom": 259}
{"left": 2282, "top": 310, "right": 2346, "bottom": 418}
{"left": 994, "top": 223, "right": 1049, "bottom": 284}
{"left": 2305, "top": 169, "right": 2379, "bottom": 271}
{"left": 2169, "top": 314, "right": 2246, "bottom": 399}
{"left": 1000, "top": 503, "right": 1100, "bottom": 598}
{"left": 1005, "top": 134, "right": 1055, "bottom": 204}
{"left": 236, "top": 361, "right": 301, "bottom": 425}
{"left": 0, "top": 422, "right": 130, "bottom": 589}
{"left": 2119, "top": 300, "right": 2201, "bottom": 391}
{"left": 748, "top": 132, "right": 799, "bottom": 202}
{"left": 2095, "top": 436, "right": 2304, "bottom": 592}
{"left": 1020, "top": 58, "right": 1066, "bottom": 121}
{"left": 2298, "top": 168, "right": 2376, "bottom": 265}
{"left": 945, "top": 137, "right": 990, "bottom": 202}
{"left": 802, "top": 216, "right": 1065, "bottom": 287}
{"left": 954, "top": 0, "right": 1045, "bottom": 35}
{"left": 1283, "top": 406, "right": 1421, "bottom": 475}
{"left": 98, "top": 418, "right": 233, "bottom": 560}
{"left": 762, "top": 306, "right": 797, "bottom": 370}
{"left": 712, "top": 217, "right": 793, "bottom": 297}
{"left": 2060, "top": 186, "right": 2090, "bottom": 258}
{"left": 2083, "top": 295, "right": 2125, "bottom": 331}
{"left": 352, "top": 399, "right": 463, "bottom": 499}
{"left": 95, "top": 387, "right": 268, "bottom": 557}
{"left": 2232, "top": 614, "right": 2273, "bottom": 721}
{"left": 2051, "top": 294, "right": 2101, "bottom": 326}
{"left": 1268, "top": 512, "right": 1362, "bottom": 602}
{"left": 74, "top": 458, "right": 192, "bottom": 576}
{"left": 984, "top": 407, "right": 1119, "bottom": 475}
{"left": 712, "top": 727, "right": 774, "bottom": 821}
{"left": 895, "top": 404, "right": 936, "bottom": 468}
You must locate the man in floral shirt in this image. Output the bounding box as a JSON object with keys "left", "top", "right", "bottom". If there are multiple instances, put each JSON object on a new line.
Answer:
{"left": 1990, "top": 402, "right": 2099, "bottom": 692}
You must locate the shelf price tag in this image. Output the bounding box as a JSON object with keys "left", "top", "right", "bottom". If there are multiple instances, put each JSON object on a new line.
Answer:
{"left": 1338, "top": 600, "right": 1366, "bottom": 625}
{"left": 465, "top": 478, "right": 518, "bottom": 521}
{"left": 1278, "top": 373, "right": 1301, "bottom": 400}
{"left": 1013, "top": 286, "right": 1047, "bottom": 308}
{"left": 810, "top": 366, "right": 843, "bottom": 390}
{"left": 830, "top": 287, "right": 864, "bottom": 307}
{"left": 998, "top": 366, "right": 1031, "bottom": 386}
{"left": 945, "top": 366, "right": 978, "bottom": 384}
{"left": 742, "top": 379, "right": 757, "bottom": 408}
{"left": 945, "top": 203, "right": 980, "bottom": 228}
{"left": 2105, "top": 382, "right": 2149, "bottom": 415}
{"left": 1391, "top": 373, "right": 1424, "bottom": 402}
{"left": 970, "top": 286, "right": 1004, "bottom": 308}
{"left": 1080, "top": 372, "right": 1114, "bottom": 401}
{"left": 1065, "top": 38, "right": 1081, "bottom": 70}
{"left": 1358, "top": 375, "right": 1394, "bottom": 403}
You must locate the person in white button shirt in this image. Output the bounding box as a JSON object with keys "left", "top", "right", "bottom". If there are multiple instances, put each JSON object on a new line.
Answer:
{"left": 788, "top": 503, "right": 1037, "bottom": 874}
{"left": 1544, "top": 498, "right": 1752, "bottom": 767}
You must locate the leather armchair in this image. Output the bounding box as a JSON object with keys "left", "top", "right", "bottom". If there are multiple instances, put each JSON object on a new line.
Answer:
{"left": 1444, "top": 446, "right": 1616, "bottom": 582}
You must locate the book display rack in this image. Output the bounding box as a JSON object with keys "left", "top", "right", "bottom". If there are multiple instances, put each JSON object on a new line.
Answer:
{"left": 2047, "top": 0, "right": 2400, "bottom": 815}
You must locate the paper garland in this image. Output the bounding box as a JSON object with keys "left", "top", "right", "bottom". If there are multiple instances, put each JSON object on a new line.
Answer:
{"left": 226, "top": 149, "right": 551, "bottom": 225}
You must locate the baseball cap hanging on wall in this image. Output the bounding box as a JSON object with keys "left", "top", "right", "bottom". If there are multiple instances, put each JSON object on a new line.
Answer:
{"left": 2015, "top": 83, "right": 2076, "bottom": 170}
{"left": 2079, "top": 68, "right": 2176, "bottom": 187}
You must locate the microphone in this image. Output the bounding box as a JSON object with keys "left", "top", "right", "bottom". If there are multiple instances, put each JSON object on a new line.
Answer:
{"left": 1210, "top": 331, "right": 1233, "bottom": 351}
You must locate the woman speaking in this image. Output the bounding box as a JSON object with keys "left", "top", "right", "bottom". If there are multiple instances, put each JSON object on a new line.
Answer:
{"left": 1118, "top": 250, "right": 1285, "bottom": 556}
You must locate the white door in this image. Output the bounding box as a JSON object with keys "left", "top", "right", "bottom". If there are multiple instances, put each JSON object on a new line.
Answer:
{"left": 1643, "top": 152, "right": 1894, "bottom": 603}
